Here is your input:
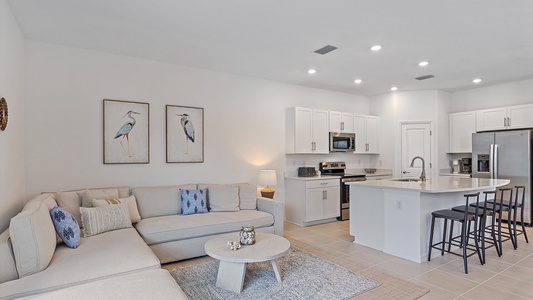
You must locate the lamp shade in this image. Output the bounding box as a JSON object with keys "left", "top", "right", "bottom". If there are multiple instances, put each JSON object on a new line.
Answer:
{"left": 258, "top": 170, "right": 277, "bottom": 186}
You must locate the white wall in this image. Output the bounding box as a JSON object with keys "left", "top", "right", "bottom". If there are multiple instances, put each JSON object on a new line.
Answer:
{"left": 450, "top": 78, "right": 533, "bottom": 112}
{"left": 370, "top": 90, "right": 450, "bottom": 178}
{"left": 0, "top": 0, "right": 26, "bottom": 232}
{"left": 25, "top": 41, "right": 369, "bottom": 200}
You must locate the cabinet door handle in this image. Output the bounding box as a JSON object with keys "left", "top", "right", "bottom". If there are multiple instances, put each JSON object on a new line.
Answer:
{"left": 320, "top": 182, "right": 328, "bottom": 185}
{"left": 507, "top": 117, "right": 511, "bottom": 127}
{"left": 322, "top": 190, "right": 326, "bottom": 200}
{"left": 341, "top": 122, "right": 344, "bottom": 130}
{"left": 504, "top": 117, "right": 507, "bottom": 127}
{"left": 366, "top": 143, "right": 369, "bottom": 151}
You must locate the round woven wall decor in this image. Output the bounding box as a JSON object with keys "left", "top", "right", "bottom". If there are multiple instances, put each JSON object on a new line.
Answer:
{"left": 0, "top": 97, "right": 8, "bottom": 131}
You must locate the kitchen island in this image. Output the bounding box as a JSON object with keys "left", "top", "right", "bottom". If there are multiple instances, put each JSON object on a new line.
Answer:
{"left": 348, "top": 176, "right": 510, "bottom": 263}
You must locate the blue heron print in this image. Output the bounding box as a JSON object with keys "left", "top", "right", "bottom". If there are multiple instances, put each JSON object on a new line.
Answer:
{"left": 177, "top": 113, "right": 195, "bottom": 154}
{"left": 114, "top": 110, "right": 140, "bottom": 157}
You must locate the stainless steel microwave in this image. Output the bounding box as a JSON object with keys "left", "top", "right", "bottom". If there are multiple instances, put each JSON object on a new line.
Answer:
{"left": 329, "top": 132, "right": 355, "bottom": 152}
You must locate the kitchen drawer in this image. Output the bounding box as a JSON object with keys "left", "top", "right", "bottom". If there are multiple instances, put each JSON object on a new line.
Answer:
{"left": 306, "top": 179, "right": 339, "bottom": 189}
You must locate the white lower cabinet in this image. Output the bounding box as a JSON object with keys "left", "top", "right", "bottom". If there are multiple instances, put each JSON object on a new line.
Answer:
{"left": 285, "top": 178, "right": 340, "bottom": 226}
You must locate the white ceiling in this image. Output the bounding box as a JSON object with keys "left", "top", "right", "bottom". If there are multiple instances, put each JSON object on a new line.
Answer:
{"left": 7, "top": 0, "right": 533, "bottom": 96}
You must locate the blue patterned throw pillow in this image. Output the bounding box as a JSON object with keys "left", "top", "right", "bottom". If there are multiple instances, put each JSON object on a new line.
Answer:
{"left": 180, "top": 189, "right": 208, "bottom": 215}
{"left": 50, "top": 206, "right": 81, "bottom": 248}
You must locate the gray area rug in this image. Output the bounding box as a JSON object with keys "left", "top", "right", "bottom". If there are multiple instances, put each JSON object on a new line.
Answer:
{"left": 169, "top": 246, "right": 380, "bottom": 300}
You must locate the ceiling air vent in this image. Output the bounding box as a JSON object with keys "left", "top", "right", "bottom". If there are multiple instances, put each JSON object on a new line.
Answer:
{"left": 314, "top": 45, "right": 338, "bottom": 55}
{"left": 415, "top": 75, "right": 435, "bottom": 80}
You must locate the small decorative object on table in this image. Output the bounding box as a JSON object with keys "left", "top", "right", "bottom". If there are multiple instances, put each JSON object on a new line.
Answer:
{"left": 240, "top": 225, "right": 256, "bottom": 245}
{"left": 227, "top": 241, "right": 241, "bottom": 251}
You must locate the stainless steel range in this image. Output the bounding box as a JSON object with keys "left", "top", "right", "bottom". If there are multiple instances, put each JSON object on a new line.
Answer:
{"left": 319, "top": 161, "right": 366, "bottom": 221}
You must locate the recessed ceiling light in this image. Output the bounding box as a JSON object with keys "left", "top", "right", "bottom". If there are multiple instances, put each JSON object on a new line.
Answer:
{"left": 391, "top": 87, "right": 398, "bottom": 91}
{"left": 473, "top": 78, "right": 482, "bottom": 83}
{"left": 354, "top": 79, "right": 362, "bottom": 84}
{"left": 418, "top": 61, "right": 429, "bottom": 67}
{"left": 370, "top": 45, "right": 382, "bottom": 51}
{"left": 308, "top": 69, "right": 316, "bottom": 74}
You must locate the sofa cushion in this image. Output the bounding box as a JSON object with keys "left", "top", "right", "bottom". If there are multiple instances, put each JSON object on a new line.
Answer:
{"left": 206, "top": 184, "right": 240, "bottom": 212}
{"left": 0, "top": 230, "right": 18, "bottom": 284}
{"left": 238, "top": 183, "right": 258, "bottom": 210}
{"left": 9, "top": 197, "right": 57, "bottom": 278}
{"left": 16, "top": 269, "right": 188, "bottom": 300}
{"left": 81, "top": 188, "right": 119, "bottom": 208}
{"left": 132, "top": 185, "right": 196, "bottom": 218}
{"left": 53, "top": 191, "right": 83, "bottom": 226}
{"left": 0, "top": 228, "right": 161, "bottom": 299}
{"left": 135, "top": 210, "right": 274, "bottom": 245}
{"left": 80, "top": 204, "right": 132, "bottom": 237}
{"left": 50, "top": 207, "right": 81, "bottom": 249}
{"left": 180, "top": 189, "right": 208, "bottom": 215}
{"left": 92, "top": 195, "right": 141, "bottom": 223}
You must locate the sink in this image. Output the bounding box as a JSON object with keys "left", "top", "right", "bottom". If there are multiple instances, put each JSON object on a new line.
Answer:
{"left": 390, "top": 178, "right": 421, "bottom": 182}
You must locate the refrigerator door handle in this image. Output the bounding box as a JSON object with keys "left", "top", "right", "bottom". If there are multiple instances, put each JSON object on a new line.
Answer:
{"left": 493, "top": 144, "right": 498, "bottom": 179}
{"left": 490, "top": 144, "right": 494, "bottom": 178}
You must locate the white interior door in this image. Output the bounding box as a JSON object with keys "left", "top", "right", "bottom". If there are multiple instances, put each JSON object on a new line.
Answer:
{"left": 401, "top": 123, "right": 431, "bottom": 178}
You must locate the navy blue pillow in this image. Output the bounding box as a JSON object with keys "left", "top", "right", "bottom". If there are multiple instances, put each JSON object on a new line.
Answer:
{"left": 50, "top": 206, "right": 81, "bottom": 248}
{"left": 180, "top": 189, "right": 208, "bottom": 215}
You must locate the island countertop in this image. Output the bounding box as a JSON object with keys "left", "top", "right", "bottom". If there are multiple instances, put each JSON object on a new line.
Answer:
{"left": 347, "top": 176, "right": 510, "bottom": 193}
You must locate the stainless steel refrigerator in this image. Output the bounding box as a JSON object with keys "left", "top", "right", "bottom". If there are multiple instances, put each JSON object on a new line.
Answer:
{"left": 472, "top": 129, "right": 532, "bottom": 225}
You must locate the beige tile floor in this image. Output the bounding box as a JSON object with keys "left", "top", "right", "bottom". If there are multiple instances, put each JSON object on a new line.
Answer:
{"left": 284, "top": 221, "right": 533, "bottom": 300}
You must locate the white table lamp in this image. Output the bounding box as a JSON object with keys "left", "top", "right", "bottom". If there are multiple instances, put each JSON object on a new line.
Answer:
{"left": 259, "top": 170, "right": 277, "bottom": 199}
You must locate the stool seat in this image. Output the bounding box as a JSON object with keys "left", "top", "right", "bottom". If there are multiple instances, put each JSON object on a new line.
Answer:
{"left": 432, "top": 209, "right": 475, "bottom": 221}
{"left": 452, "top": 205, "right": 490, "bottom": 216}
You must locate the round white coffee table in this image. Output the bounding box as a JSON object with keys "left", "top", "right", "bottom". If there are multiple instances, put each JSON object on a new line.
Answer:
{"left": 204, "top": 232, "right": 291, "bottom": 293}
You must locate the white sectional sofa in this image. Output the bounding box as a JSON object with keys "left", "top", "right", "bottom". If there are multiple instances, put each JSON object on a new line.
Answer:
{"left": 0, "top": 183, "right": 284, "bottom": 299}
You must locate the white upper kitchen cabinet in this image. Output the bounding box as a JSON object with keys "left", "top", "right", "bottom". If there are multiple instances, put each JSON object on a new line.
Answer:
{"left": 286, "top": 107, "right": 329, "bottom": 154}
{"left": 476, "top": 104, "right": 533, "bottom": 132}
{"left": 353, "top": 115, "right": 380, "bottom": 154}
{"left": 449, "top": 111, "right": 476, "bottom": 153}
{"left": 508, "top": 104, "right": 533, "bottom": 129}
{"left": 476, "top": 107, "right": 508, "bottom": 131}
{"left": 329, "top": 111, "right": 354, "bottom": 133}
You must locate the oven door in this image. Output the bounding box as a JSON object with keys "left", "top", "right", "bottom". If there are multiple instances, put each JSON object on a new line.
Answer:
{"left": 339, "top": 176, "right": 366, "bottom": 220}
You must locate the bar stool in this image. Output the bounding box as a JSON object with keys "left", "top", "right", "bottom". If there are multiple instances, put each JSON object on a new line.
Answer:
{"left": 453, "top": 190, "right": 505, "bottom": 264}
{"left": 428, "top": 193, "right": 483, "bottom": 274}
{"left": 489, "top": 186, "right": 530, "bottom": 249}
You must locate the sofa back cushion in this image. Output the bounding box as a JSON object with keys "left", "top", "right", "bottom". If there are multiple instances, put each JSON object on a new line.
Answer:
{"left": 9, "top": 196, "right": 57, "bottom": 278}
{"left": 0, "top": 229, "right": 18, "bottom": 283}
{"left": 53, "top": 191, "right": 84, "bottom": 226}
{"left": 132, "top": 185, "right": 197, "bottom": 218}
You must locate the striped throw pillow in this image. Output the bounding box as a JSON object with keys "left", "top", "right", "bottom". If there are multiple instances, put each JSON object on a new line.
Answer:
{"left": 80, "top": 203, "right": 131, "bottom": 237}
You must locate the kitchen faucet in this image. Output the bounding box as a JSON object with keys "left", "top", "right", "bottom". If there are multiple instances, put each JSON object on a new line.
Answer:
{"left": 410, "top": 156, "right": 426, "bottom": 182}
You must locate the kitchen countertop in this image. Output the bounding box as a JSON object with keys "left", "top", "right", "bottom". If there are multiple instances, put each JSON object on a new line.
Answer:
{"left": 285, "top": 175, "right": 341, "bottom": 181}
{"left": 347, "top": 176, "right": 509, "bottom": 193}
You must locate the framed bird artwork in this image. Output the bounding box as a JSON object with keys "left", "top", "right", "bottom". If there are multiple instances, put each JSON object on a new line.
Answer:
{"left": 103, "top": 99, "right": 150, "bottom": 164}
{"left": 166, "top": 105, "right": 204, "bottom": 163}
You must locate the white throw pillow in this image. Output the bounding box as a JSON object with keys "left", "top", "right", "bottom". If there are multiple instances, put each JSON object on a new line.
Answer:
{"left": 92, "top": 195, "right": 142, "bottom": 223}
{"left": 238, "top": 183, "right": 258, "bottom": 210}
{"left": 207, "top": 185, "right": 240, "bottom": 212}
{"left": 80, "top": 203, "right": 132, "bottom": 237}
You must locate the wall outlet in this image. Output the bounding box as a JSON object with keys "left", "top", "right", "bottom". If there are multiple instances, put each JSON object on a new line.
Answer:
{"left": 396, "top": 200, "right": 403, "bottom": 210}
